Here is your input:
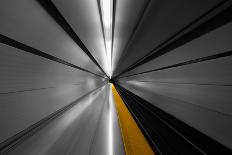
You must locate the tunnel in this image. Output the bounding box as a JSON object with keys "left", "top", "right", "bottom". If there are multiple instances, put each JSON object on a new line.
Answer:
{"left": 0, "top": 0, "right": 232, "bottom": 154}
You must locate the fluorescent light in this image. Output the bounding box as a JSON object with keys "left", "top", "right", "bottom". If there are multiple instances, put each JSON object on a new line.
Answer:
{"left": 106, "top": 40, "right": 111, "bottom": 59}
{"left": 101, "top": 0, "right": 112, "bottom": 28}
{"left": 101, "top": 0, "right": 112, "bottom": 77}
{"left": 106, "top": 40, "right": 112, "bottom": 74}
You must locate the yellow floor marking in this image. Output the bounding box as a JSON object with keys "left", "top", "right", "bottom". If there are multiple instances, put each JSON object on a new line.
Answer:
{"left": 112, "top": 85, "right": 154, "bottom": 155}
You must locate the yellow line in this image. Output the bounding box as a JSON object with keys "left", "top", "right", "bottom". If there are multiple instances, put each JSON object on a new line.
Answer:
{"left": 112, "top": 85, "right": 154, "bottom": 155}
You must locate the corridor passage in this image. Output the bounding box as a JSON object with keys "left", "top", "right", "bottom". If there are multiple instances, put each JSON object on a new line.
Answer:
{"left": 1, "top": 0, "right": 232, "bottom": 154}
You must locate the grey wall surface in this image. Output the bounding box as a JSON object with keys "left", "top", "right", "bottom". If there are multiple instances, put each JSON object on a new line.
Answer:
{"left": 0, "top": 43, "right": 105, "bottom": 143}
{"left": 113, "top": 0, "right": 226, "bottom": 75}
{"left": 0, "top": 0, "right": 106, "bottom": 144}
{"left": 52, "top": 0, "right": 108, "bottom": 74}
{"left": 5, "top": 85, "right": 124, "bottom": 155}
{"left": 0, "top": 0, "right": 102, "bottom": 76}
{"left": 118, "top": 21, "right": 232, "bottom": 150}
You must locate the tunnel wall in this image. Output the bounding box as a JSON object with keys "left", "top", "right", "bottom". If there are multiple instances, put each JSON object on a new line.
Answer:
{"left": 0, "top": 43, "right": 105, "bottom": 143}
{"left": 118, "top": 22, "right": 232, "bottom": 149}
{"left": 0, "top": 0, "right": 106, "bottom": 143}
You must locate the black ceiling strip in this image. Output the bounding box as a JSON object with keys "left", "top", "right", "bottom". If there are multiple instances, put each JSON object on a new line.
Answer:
{"left": 115, "top": 84, "right": 232, "bottom": 154}
{"left": 113, "top": 0, "right": 152, "bottom": 74}
{"left": 0, "top": 85, "right": 104, "bottom": 154}
{"left": 114, "top": 0, "right": 231, "bottom": 78}
{"left": 119, "top": 50, "right": 232, "bottom": 79}
{"left": 111, "top": 0, "right": 117, "bottom": 68}
{"left": 0, "top": 34, "right": 104, "bottom": 78}
{"left": 37, "top": 0, "right": 108, "bottom": 77}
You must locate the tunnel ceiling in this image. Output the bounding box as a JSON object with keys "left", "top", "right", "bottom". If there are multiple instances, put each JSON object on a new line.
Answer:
{"left": 1, "top": 0, "right": 231, "bottom": 78}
